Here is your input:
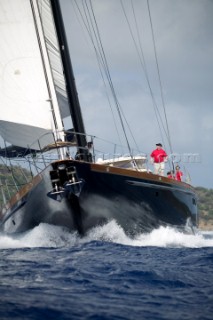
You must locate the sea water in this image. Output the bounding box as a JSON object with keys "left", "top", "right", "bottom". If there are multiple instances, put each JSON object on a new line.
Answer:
{"left": 0, "top": 221, "right": 213, "bottom": 320}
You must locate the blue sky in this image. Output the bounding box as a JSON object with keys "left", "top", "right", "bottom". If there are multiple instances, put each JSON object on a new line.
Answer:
{"left": 61, "top": 0, "right": 213, "bottom": 189}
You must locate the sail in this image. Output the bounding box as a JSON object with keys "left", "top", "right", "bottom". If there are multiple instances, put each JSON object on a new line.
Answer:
{"left": 37, "top": 0, "right": 70, "bottom": 119}
{"left": 0, "top": 0, "right": 68, "bottom": 150}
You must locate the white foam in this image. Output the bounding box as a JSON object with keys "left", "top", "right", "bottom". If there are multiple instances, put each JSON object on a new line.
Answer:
{"left": 0, "top": 221, "right": 212, "bottom": 249}
{"left": 134, "top": 226, "right": 213, "bottom": 248}
{"left": 84, "top": 221, "right": 213, "bottom": 248}
{"left": 0, "top": 224, "right": 79, "bottom": 249}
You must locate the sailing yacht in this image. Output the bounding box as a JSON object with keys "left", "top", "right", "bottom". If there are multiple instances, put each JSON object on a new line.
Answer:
{"left": 0, "top": 0, "right": 198, "bottom": 235}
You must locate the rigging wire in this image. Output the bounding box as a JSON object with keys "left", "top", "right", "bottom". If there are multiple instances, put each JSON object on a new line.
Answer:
{"left": 121, "top": 0, "right": 174, "bottom": 157}
{"left": 88, "top": 0, "right": 133, "bottom": 158}
{"left": 120, "top": 0, "right": 168, "bottom": 147}
{"left": 88, "top": 0, "right": 137, "bottom": 159}
{"left": 74, "top": 0, "right": 137, "bottom": 159}
{"left": 74, "top": 1, "right": 173, "bottom": 158}
{"left": 73, "top": 0, "right": 123, "bottom": 150}
{"left": 130, "top": 0, "right": 165, "bottom": 147}
{"left": 146, "top": 0, "right": 173, "bottom": 154}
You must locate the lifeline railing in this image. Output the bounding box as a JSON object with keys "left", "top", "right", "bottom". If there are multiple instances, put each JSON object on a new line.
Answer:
{"left": 0, "top": 129, "right": 191, "bottom": 212}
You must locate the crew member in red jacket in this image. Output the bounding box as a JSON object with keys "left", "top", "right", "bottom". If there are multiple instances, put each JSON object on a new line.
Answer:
{"left": 150, "top": 143, "right": 168, "bottom": 176}
{"left": 175, "top": 165, "right": 183, "bottom": 181}
{"left": 167, "top": 171, "right": 174, "bottom": 179}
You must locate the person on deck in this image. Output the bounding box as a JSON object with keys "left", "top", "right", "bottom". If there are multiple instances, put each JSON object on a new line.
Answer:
{"left": 150, "top": 143, "right": 168, "bottom": 176}
{"left": 167, "top": 171, "right": 174, "bottom": 179}
{"left": 75, "top": 141, "right": 93, "bottom": 162}
{"left": 86, "top": 141, "right": 93, "bottom": 163}
{"left": 175, "top": 165, "right": 183, "bottom": 181}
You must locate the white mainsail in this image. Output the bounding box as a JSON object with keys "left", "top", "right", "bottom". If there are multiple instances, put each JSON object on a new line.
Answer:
{"left": 0, "top": 0, "right": 69, "bottom": 151}
{"left": 37, "top": 0, "right": 70, "bottom": 120}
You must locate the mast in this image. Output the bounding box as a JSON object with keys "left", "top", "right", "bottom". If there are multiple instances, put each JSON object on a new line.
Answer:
{"left": 50, "top": 0, "right": 88, "bottom": 160}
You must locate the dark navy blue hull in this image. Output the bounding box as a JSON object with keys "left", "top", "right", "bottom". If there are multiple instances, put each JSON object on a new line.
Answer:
{"left": 0, "top": 159, "right": 198, "bottom": 235}
{"left": 74, "top": 161, "right": 197, "bottom": 235}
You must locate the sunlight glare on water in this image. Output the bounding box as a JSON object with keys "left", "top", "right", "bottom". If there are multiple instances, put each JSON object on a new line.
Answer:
{"left": 0, "top": 221, "right": 213, "bottom": 250}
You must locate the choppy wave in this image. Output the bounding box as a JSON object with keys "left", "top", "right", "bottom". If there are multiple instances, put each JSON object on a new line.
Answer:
{"left": 0, "top": 220, "right": 213, "bottom": 250}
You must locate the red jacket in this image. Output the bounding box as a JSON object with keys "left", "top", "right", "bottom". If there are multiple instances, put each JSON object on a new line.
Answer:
{"left": 150, "top": 149, "right": 167, "bottom": 163}
{"left": 176, "top": 171, "right": 183, "bottom": 181}
{"left": 167, "top": 174, "right": 174, "bottom": 179}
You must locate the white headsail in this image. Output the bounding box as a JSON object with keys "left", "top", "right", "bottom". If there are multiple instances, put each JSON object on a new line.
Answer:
{"left": 0, "top": 0, "right": 70, "bottom": 151}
